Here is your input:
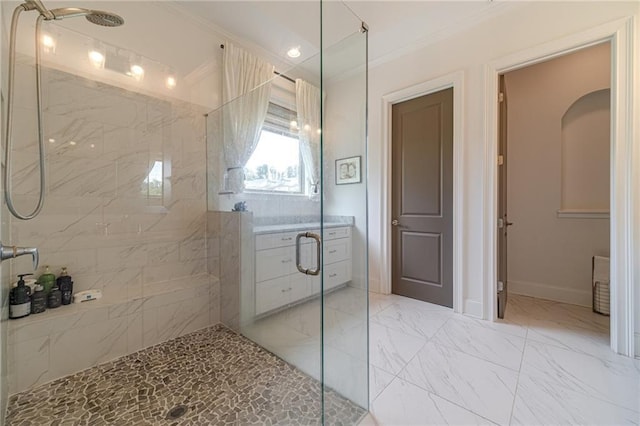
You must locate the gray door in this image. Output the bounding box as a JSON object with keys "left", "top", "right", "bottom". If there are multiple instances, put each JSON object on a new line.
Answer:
{"left": 497, "top": 75, "right": 511, "bottom": 319}
{"left": 391, "top": 88, "right": 453, "bottom": 307}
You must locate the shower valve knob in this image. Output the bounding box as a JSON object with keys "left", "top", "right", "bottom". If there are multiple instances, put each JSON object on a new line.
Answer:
{"left": 0, "top": 242, "right": 39, "bottom": 270}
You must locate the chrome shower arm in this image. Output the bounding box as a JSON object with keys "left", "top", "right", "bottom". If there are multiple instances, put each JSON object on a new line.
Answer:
{"left": 24, "top": 0, "right": 54, "bottom": 20}
{"left": 0, "top": 243, "right": 39, "bottom": 270}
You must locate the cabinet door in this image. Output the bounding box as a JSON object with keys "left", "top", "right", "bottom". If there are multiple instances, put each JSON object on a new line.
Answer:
{"left": 290, "top": 273, "right": 311, "bottom": 303}
{"left": 255, "top": 276, "right": 291, "bottom": 315}
{"left": 325, "top": 260, "right": 351, "bottom": 290}
{"left": 256, "top": 246, "right": 296, "bottom": 281}
{"left": 324, "top": 238, "right": 351, "bottom": 265}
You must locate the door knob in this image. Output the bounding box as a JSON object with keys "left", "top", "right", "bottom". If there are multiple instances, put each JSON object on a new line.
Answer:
{"left": 391, "top": 219, "right": 399, "bottom": 226}
{"left": 506, "top": 221, "right": 514, "bottom": 227}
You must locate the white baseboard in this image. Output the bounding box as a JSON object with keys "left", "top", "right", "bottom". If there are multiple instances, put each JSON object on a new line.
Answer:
{"left": 508, "top": 280, "right": 592, "bottom": 307}
{"left": 464, "top": 299, "right": 483, "bottom": 318}
{"left": 635, "top": 333, "right": 640, "bottom": 360}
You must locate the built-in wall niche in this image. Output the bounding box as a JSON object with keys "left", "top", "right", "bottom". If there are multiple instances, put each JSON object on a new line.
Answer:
{"left": 558, "top": 88, "right": 610, "bottom": 219}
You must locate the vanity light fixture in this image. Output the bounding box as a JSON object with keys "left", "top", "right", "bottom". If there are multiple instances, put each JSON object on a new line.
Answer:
{"left": 48, "top": 138, "right": 55, "bottom": 143}
{"left": 286, "top": 46, "right": 301, "bottom": 58}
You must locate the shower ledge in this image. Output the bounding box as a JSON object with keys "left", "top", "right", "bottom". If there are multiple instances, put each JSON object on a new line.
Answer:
{"left": 7, "top": 273, "right": 217, "bottom": 330}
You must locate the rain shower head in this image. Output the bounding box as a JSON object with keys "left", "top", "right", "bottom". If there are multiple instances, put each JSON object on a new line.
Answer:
{"left": 49, "top": 7, "right": 124, "bottom": 27}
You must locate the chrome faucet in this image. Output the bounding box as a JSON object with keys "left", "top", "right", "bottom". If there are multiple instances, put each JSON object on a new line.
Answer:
{"left": 0, "top": 242, "right": 39, "bottom": 270}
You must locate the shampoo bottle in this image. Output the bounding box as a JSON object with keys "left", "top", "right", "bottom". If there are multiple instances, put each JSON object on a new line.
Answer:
{"left": 38, "top": 266, "right": 56, "bottom": 294}
{"left": 31, "top": 284, "right": 47, "bottom": 314}
{"left": 57, "top": 267, "right": 73, "bottom": 305}
{"left": 9, "top": 274, "right": 32, "bottom": 319}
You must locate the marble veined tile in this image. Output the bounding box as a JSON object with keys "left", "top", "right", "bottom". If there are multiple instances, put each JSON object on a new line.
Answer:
{"left": 431, "top": 318, "right": 525, "bottom": 371}
{"left": 398, "top": 341, "right": 518, "bottom": 425}
{"left": 521, "top": 340, "right": 640, "bottom": 412}
{"left": 526, "top": 317, "right": 612, "bottom": 360}
{"left": 371, "top": 302, "right": 451, "bottom": 340}
{"left": 371, "top": 377, "right": 493, "bottom": 426}
{"left": 370, "top": 365, "right": 395, "bottom": 402}
{"left": 512, "top": 373, "right": 640, "bottom": 425}
{"left": 369, "top": 292, "right": 394, "bottom": 316}
{"left": 369, "top": 322, "right": 425, "bottom": 375}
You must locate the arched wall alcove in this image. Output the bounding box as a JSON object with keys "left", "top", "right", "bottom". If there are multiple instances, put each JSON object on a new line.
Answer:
{"left": 560, "top": 89, "right": 611, "bottom": 212}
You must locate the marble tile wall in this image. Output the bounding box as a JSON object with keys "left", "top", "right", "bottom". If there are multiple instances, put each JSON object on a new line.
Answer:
{"left": 7, "top": 65, "right": 218, "bottom": 394}
{"left": 207, "top": 211, "right": 253, "bottom": 332}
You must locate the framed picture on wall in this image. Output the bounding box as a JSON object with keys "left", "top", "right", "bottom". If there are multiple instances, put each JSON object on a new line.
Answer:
{"left": 335, "top": 156, "right": 361, "bottom": 185}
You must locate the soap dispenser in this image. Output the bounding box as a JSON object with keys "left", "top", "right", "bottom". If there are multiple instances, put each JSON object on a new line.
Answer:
{"left": 38, "top": 266, "right": 56, "bottom": 294}
{"left": 9, "top": 274, "right": 32, "bottom": 319}
{"left": 56, "top": 267, "right": 74, "bottom": 305}
{"left": 30, "top": 284, "right": 47, "bottom": 314}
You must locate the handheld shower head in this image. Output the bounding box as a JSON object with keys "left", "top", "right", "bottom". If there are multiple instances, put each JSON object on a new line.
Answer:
{"left": 49, "top": 7, "right": 124, "bottom": 27}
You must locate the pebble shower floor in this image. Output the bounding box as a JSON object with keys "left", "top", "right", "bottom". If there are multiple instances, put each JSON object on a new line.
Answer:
{"left": 6, "top": 324, "right": 365, "bottom": 425}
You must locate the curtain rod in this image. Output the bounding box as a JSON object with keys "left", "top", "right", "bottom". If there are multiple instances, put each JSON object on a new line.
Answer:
{"left": 220, "top": 44, "right": 296, "bottom": 84}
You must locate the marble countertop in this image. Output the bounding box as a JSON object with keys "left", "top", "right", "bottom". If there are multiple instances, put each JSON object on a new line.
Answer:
{"left": 253, "top": 222, "right": 350, "bottom": 235}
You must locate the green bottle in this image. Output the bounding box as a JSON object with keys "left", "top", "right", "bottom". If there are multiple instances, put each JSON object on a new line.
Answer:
{"left": 38, "top": 266, "right": 56, "bottom": 294}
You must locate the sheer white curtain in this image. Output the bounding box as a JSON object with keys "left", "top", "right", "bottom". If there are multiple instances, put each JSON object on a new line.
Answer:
{"left": 222, "top": 42, "right": 274, "bottom": 193}
{"left": 295, "top": 79, "right": 323, "bottom": 200}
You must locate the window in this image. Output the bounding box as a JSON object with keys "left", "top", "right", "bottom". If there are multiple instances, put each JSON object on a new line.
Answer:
{"left": 143, "top": 160, "right": 164, "bottom": 198}
{"left": 244, "top": 102, "right": 304, "bottom": 193}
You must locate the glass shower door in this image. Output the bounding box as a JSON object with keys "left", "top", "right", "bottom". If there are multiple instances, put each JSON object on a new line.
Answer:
{"left": 204, "top": 1, "right": 368, "bottom": 423}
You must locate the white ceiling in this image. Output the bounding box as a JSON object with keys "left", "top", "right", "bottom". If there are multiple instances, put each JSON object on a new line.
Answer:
{"left": 171, "top": 1, "right": 518, "bottom": 68}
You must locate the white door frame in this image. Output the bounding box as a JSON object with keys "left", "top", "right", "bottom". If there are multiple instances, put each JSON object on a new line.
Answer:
{"left": 483, "top": 17, "right": 638, "bottom": 357}
{"left": 380, "top": 71, "right": 465, "bottom": 313}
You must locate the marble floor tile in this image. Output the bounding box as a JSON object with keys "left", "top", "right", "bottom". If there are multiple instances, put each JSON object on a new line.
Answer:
{"left": 371, "top": 302, "right": 451, "bottom": 340}
{"left": 431, "top": 317, "right": 526, "bottom": 371}
{"left": 520, "top": 339, "right": 640, "bottom": 412}
{"left": 512, "top": 373, "right": 640, "bottom": 426}
{"left": 399, "top": 341, "right": 518, "bottom": 425}
{"left": 369, "top": 292, "right": 395, "bottom": 316}
{"left": 371, "top": 377, "right": 493, "bottom": 426}
{"left": 370, "top": 365, "right": 395, "bottom": 401}
{"left": 369, "top": 322, "right": 425, "bottom": 375}
{"left": 526, "top": 317, "right": 612, "bottom": 360}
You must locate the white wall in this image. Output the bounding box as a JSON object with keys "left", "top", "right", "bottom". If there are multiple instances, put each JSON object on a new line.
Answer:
{"left": 365, "top": 1, "right": 639, "bottom": 328}
{"left": 504, "top": 43, "right": 610, "bottom": 307}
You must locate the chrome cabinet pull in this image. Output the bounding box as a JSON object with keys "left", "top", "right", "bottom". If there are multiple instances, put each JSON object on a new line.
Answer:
{"left": 296, "top": 232, "right": 321, "bottom": 276}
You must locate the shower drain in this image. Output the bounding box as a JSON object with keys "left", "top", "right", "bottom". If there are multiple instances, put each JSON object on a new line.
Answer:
{"left": 166, "top": 405, "right": 188, "bottom": 420}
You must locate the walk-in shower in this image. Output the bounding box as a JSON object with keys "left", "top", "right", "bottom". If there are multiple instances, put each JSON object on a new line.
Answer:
{"left": 0, "top": 1, "right": 368, "bottom": 424}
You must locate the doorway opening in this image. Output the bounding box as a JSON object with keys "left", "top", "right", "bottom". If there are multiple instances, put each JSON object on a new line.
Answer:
{"left": 497, "top": 42, "right": 612, "bottom": 353}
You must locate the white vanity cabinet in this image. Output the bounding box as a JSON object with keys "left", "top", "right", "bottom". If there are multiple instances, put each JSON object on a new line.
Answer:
{"left": 254, "top": 225, "right": 352, "bottom": 315}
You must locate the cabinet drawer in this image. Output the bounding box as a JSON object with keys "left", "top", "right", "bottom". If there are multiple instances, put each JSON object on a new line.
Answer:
{"left": 256, "top": 232, "right": 299, "bottom": 250}
{"left": 325, "top": 260, "right": 351, "bottom": 290}
{"left": 255, "top": 276, "right": 291, "bottom": 315}
{"left": 324, "top": 238, "right": 351, "bottom": 264}
{"left": 324, "top": 227, "right": 350, "bottom": 240}
{"left": 256, "top": 246, "right": 296, "bottom": 281}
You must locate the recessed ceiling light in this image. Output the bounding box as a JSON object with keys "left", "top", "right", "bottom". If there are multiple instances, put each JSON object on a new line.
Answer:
{"left": 287, "top": 46, "right": 301, "bottom": 58}
{"left": 69, "top": 141, "right": 76, "bottom": 146}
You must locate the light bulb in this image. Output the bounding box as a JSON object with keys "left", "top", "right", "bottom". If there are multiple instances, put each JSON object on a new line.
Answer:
{"left": 165, "top": 75, "right": 177, "bottom": 89}
{"left": 130, "top": 64, "right": 144, "bottom": 81}
{"left": 88, "top": 50, "right": 105, "bottom": 69}
{"left": 304, "top": 124, "right": 311, "bottom": 131}
{"left": 290, "top": 120, "right": 298, "bottom": 129}
{"left": 41, "top": 34, "right": 56, "bottom": 54}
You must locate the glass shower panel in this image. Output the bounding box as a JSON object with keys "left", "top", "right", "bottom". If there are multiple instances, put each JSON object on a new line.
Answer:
{"left": 205, "top": 54, "right": 325, "bottom": 423}
{"left": 321, "top": 3, "right": 369, "bottom": 422}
